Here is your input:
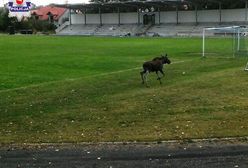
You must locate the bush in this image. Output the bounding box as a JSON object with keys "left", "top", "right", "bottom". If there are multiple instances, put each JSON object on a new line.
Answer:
{"left": 32, "top": 19, "right": 56, "bottom": 32}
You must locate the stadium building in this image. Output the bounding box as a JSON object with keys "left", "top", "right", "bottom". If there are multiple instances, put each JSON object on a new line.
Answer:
{"left": 56, "top": 0, "right": 248, "bottom": 36}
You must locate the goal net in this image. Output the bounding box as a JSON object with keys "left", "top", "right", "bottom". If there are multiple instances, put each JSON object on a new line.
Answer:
{"left": 202, "top": 26, "right": 248, "bottom": 58}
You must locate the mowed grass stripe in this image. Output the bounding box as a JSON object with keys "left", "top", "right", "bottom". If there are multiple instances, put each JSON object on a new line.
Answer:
{"left": 0, "top": 59, "right": 189, "bottom": 93}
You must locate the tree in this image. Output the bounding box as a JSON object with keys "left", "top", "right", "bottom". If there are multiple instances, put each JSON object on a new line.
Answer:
{"left": 0, "top": 8, "right": 10, "bottom": 32}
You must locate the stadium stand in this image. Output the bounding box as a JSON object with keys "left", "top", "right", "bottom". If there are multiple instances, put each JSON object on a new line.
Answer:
{"left": 55, "top": 0, "right": 248, "bottom": 37}
{"left": 94, "top": 24, "right": 139, "bottom": 36}
{"left": 147, "top": 23, "right": 221, "bottom": 37}
{"left": 58, "top": 24, "right": 140, "bottom": 36}
{"left": 58, "top": 23, "right": 248, "bottom": 37}
{"left": 58, "top": 24, "right": 99, "bottom": 35}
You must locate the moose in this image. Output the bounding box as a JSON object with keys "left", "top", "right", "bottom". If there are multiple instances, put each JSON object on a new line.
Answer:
{"left": 140, "top": 54, "right": 171, "bottom": 86}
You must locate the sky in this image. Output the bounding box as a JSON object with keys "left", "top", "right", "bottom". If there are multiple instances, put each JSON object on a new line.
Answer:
{"left": 0, "top": 0, "right": 89, "bottom": 7}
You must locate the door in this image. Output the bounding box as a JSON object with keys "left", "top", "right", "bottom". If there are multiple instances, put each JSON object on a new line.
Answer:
{"left": 143, "top": 14, "right": 155, "bottom": 25}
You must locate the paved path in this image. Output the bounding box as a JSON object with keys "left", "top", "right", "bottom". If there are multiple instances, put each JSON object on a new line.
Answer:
{"left": 1, "top": 142, "right": 248, "bottom": 168}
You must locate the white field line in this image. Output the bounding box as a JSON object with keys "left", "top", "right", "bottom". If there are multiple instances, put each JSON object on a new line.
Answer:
{"left": 3, "top": 136, "right": 248, "bottom": 148}
{"left": 0, "top": 60, "right": 191, "bottom": 93}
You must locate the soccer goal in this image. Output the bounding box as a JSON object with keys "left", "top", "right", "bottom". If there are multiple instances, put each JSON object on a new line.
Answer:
{"left": 245, "top": 62, "right": 248, "bottom": 71}
{"left": 202, "top": 26, "right": 248, "bottom": 58}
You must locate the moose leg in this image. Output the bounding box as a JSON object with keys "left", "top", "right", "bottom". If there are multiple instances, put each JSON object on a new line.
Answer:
{"left": 156, "top": 71, "right": 162, "bottom": 84}
{"left": 140, "top": 71, "right": 145, "bottom": 84}
{"left": 159, "top": 69, "right": 165, "bottom": 77}
{"left": 156, "top": 71, "right": 161, "bottom": 80}
{"left": 158, "top": 69, "right": 165, "bottom": 84}
{"left": 144, "top": 71, "right": 150, "bottom": 87}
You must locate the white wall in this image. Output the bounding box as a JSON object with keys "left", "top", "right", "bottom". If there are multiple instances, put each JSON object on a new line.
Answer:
{"left": 222, "top": 9, "right": 246, "bottom": 22}
{"left": 71, "top": 12, "right": 138, "bottom": 24}
{"left": 178, "top": 11, "right": 196, "bottom": 23}
{"left": 159, "top": 11, "right": 177, "bottom": 23}
{"left": 198, "top": 10, "right": 219, "bottom": 23}
{"left": 86, "top": 14, "right": 100, "bottom": 24}
{"left": 102, "top": 13, "right": 118, "bottom": 24}
{"left": 70, "top": 8, "right": 248, "bottom": 25}
{"left": 120, "top": 12, "right": 138, "bottom": 24}
{"left": 71, "top": 13, "right": 85, "bottom": 24}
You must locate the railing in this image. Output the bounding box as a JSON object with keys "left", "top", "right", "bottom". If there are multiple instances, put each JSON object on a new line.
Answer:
{"left": 55, "top": 21, "right": 69, "bottom": 33}
{"left": 135, "top": 23, "right": 153, "bottom": 36}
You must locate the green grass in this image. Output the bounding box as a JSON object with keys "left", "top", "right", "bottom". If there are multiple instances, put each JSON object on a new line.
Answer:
{"left": 0, "top": 35, "right": 248, "bottom": 144}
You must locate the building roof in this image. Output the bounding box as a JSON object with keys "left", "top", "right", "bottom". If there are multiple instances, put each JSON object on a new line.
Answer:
{"left": 31, "top": 6, "right": 67, "bottom": 21}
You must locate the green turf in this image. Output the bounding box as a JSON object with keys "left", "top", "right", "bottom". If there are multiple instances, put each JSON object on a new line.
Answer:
{"left": 0, "top": 35, "right": 248, "bottom": 144}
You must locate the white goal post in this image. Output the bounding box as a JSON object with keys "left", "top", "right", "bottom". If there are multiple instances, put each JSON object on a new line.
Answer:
{"left": 245, "top": 62, "right": 248, "bottom": 71}
{"left": 203, "top": 26, "right": 248, "bottom": 71}
{"left": 202, "top": 26, "right": 241, "bottom": 57}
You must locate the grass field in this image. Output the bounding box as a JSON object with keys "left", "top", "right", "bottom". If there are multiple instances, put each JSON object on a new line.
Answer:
{"left": 0, "top": 35, "right": 248, "bottom": 144}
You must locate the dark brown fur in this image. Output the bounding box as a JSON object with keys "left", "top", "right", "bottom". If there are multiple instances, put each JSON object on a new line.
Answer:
{"left": 140, "top": 54, "right": 171, "bottom": 86}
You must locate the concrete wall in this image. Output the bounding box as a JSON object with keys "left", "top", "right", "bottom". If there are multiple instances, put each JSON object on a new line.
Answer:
{"left": 102, "top": 13, "right": 118, "bottom": 24}
{"left": 71, "top": 8, "right": 248, "bottom": 25}
{"left": 86, "top": 14, "right": 100, "bottom": 24}
{"left": 159, "top": 11, "right": 177, "bottom": 23}
{"left": 222, "top": 9, "right": 246, "bottom": 22}
{"left": 71, "top": 13, "right": 85, "bottom": 24}
{"left": 198, "top": 10, "right": 219, "bottom": 23}
{"left": 178, "top": 11, "right": 196, "bottom": 23}
{"left": 120, "top": 12, "right": 139, "bottom": 24}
